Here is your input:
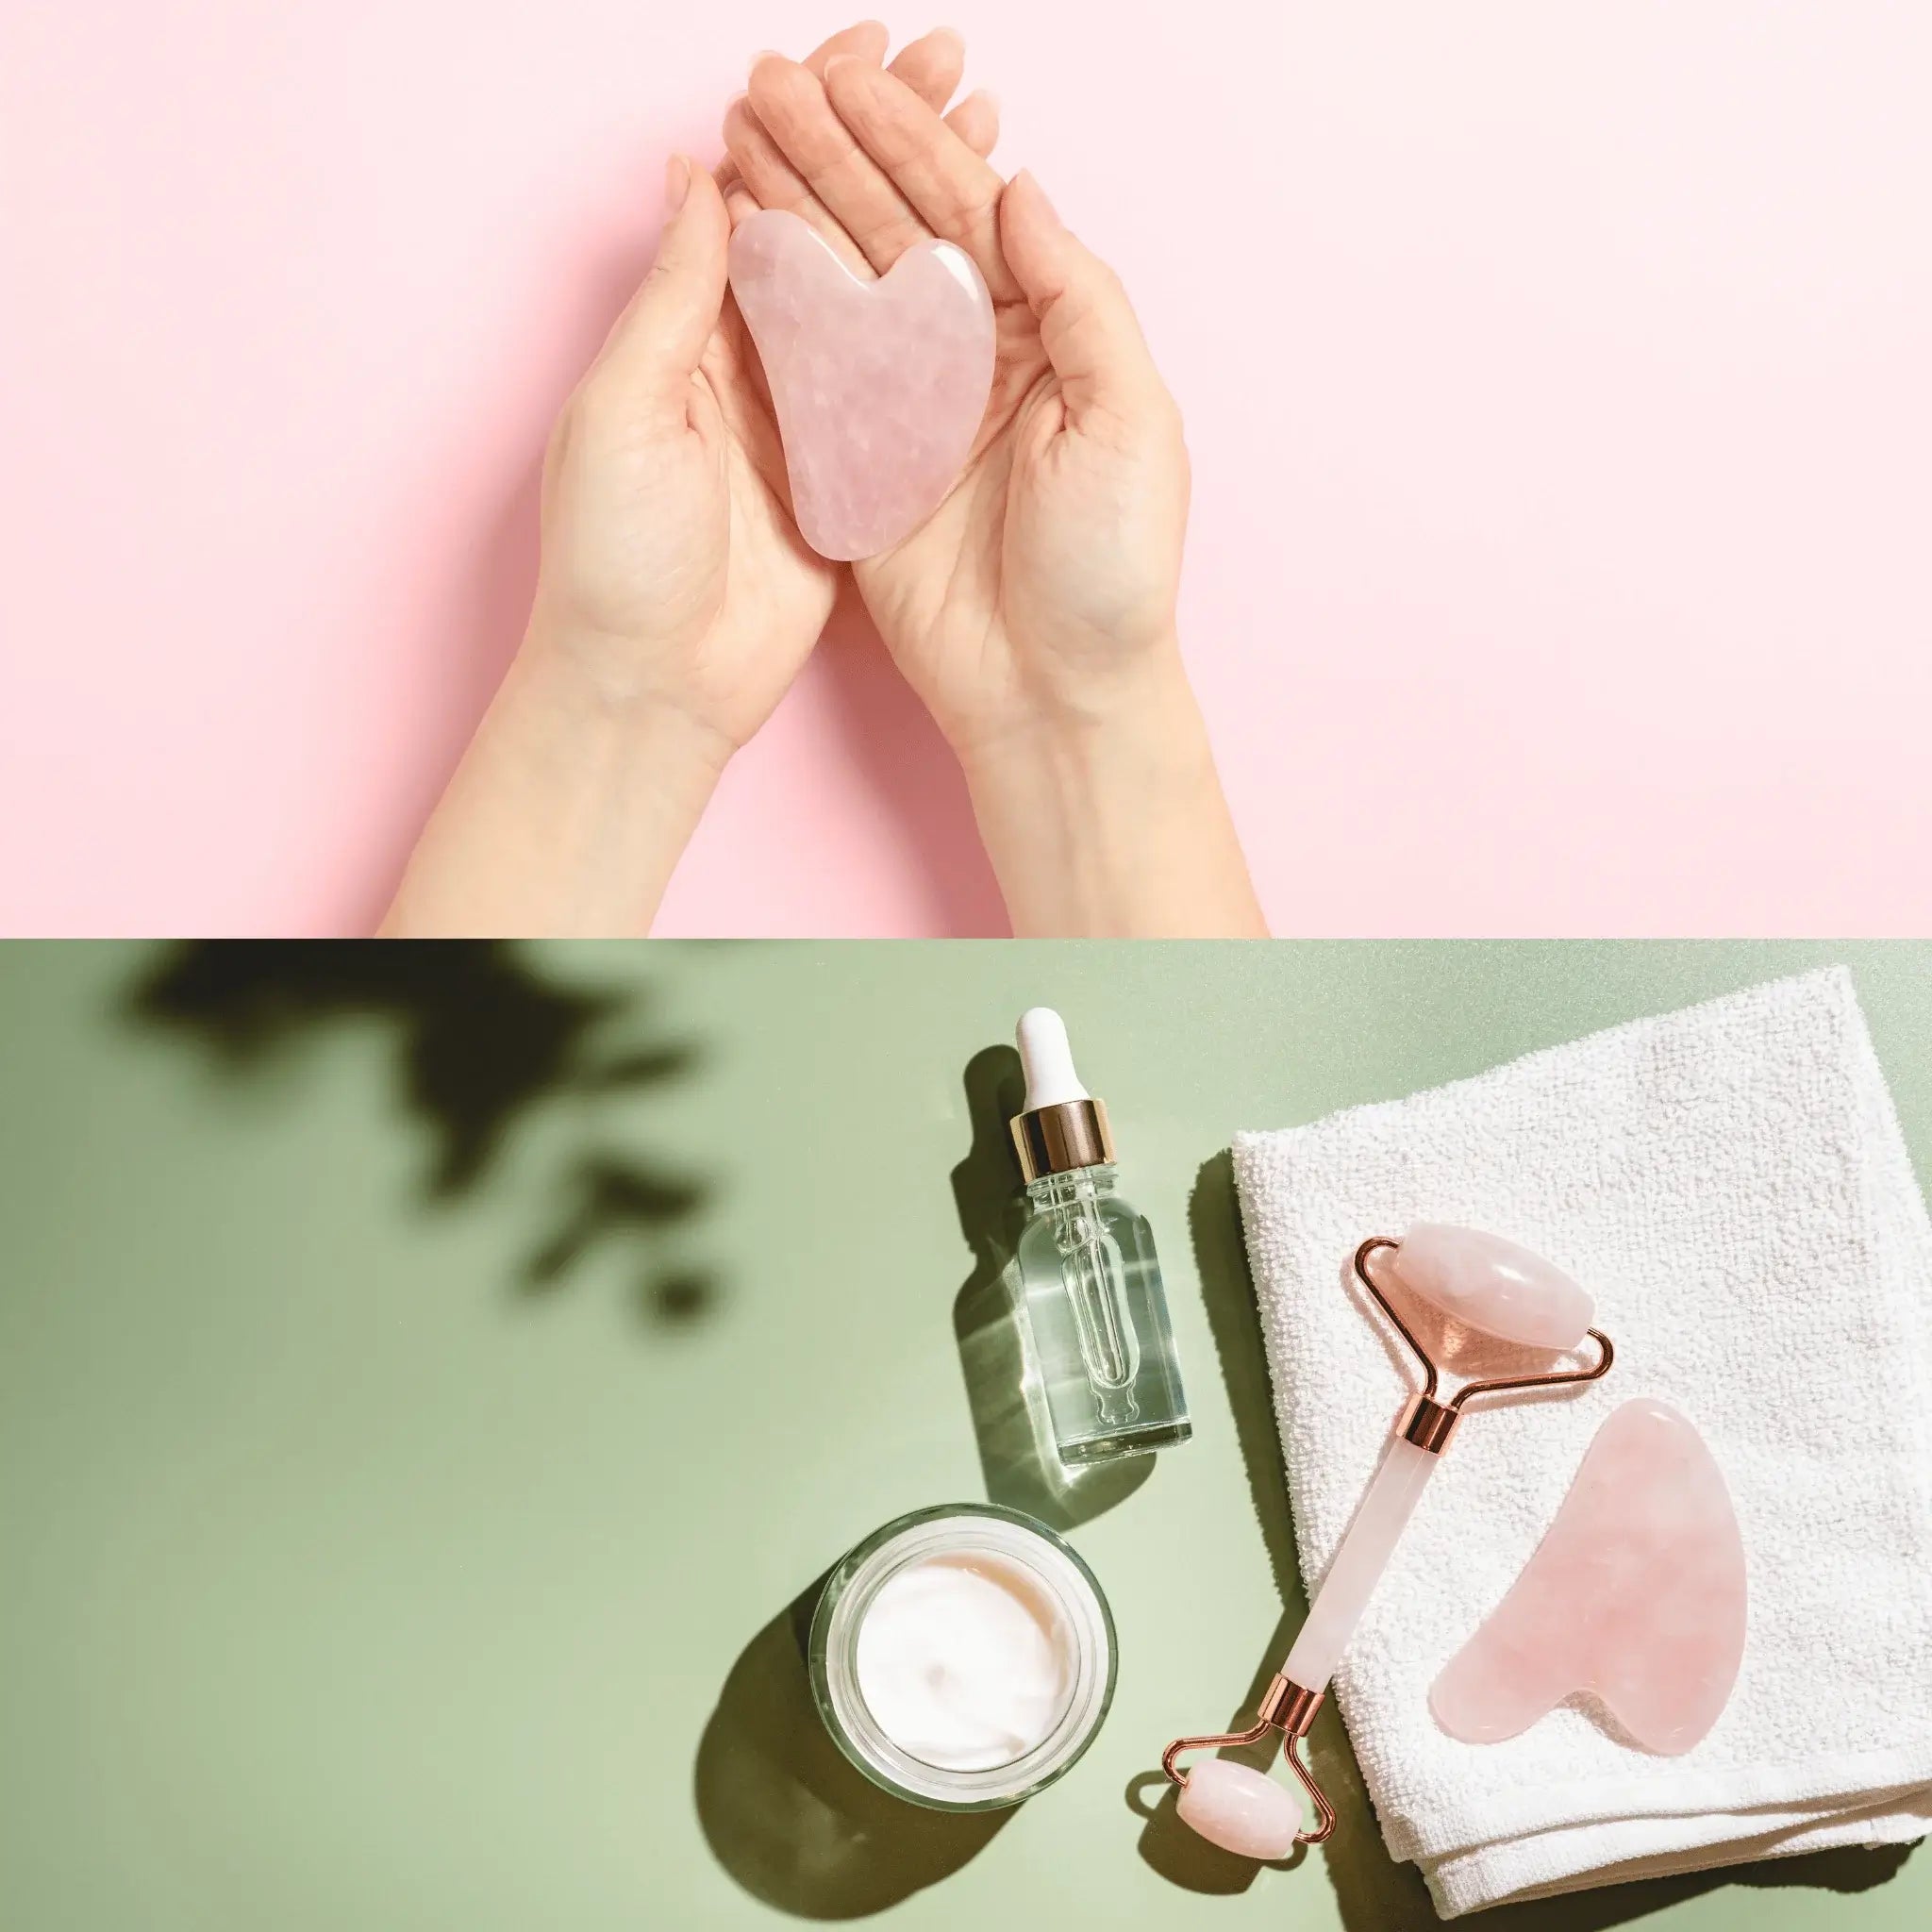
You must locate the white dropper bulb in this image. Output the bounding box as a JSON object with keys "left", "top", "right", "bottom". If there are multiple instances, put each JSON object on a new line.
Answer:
{"left": 1016, "top": 1007, "right": 1091, "bottom": 1108}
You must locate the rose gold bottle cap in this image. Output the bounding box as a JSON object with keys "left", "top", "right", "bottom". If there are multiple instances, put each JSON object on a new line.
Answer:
{"left": 1009, "top": 1008, "right": 1115, "bottom": 1183}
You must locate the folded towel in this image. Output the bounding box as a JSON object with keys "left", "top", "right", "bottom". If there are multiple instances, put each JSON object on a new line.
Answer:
{"left": 1232, "top": 967, "right": 1932, "bottom": 1917}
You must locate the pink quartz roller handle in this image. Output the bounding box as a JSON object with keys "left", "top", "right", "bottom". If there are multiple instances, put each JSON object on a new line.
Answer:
{"left": 1171, "top": 1442, "right": 1441, "bottom": 1862}
{"left": 1281, "top": 1437, "right": 1439, "bottom": 1692}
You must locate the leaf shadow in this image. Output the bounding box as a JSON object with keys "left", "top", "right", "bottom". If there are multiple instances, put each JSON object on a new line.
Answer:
{"left": 124, "top": 940, "right": 716, "bottom": 1328}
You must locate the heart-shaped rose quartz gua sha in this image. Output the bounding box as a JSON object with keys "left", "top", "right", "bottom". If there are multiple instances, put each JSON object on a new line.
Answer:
{"left": 727, "top": 208, "right": 995, "bottom": 562}
{"left": 1430, "top": 1397, "right": 1747, "bottom": 1755}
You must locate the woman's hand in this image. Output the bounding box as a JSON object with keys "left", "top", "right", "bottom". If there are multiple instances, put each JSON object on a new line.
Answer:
{"left": 725, "top": 50, "right": 1265, "bottom": 935}
{"left": 383, "top": 25, "right": 998, "bottom": 936}
{"left": 382, "top": 150, "right": 825, "bottom": 939}
{"left": 528, "top": 154, "right": 836, "bottom": 758}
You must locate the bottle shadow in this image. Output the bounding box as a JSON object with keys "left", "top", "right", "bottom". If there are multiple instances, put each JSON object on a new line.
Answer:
{"left": 1132, "top": 1152, "right": 1918, "bottom": 1928}
{"left": 692, "top": 1571, "right": 1009, "bottom": 1920}
{"left": 948, "top": 1044, "right": 1152, "bottom": 1533}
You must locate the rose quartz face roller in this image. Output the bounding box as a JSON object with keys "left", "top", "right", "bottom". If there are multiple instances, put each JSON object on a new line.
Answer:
{"left": 1162, "top": 1227, "right": 1613, "bottom": 1858}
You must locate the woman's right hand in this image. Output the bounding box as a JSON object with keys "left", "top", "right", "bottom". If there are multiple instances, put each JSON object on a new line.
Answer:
{"left": 724, "top": 48, "right": 1265, "bottom": 935}
{"left": 727, "top": 50, "right": 1187, "bottom": 766}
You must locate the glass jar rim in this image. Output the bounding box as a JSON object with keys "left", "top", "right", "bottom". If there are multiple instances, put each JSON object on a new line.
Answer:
{"left": 808, "top": 1502, "right": 1117, "bottom": 1811}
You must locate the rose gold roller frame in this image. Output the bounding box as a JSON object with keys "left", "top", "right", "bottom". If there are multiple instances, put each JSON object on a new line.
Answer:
{"left": 1161, "top": 1235, "right": 1614, "bottom": 1847}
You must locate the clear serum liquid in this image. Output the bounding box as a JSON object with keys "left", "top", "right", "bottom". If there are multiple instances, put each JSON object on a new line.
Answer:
{"left": 1017, "top": 1165, "right": 1191, "bottom": 1463}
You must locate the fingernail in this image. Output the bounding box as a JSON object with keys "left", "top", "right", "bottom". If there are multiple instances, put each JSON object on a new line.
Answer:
{"left": 748, "top": 48, "right": 782, "bottom": 78}
{"left": 973, "top": 87, "right": 1000, "bottom": 115}
{"left": 1016, "top": 169, "right": 1057, "bottom": 223}
{"left": 664, "top": 153, "right": 691, "bottom": 213}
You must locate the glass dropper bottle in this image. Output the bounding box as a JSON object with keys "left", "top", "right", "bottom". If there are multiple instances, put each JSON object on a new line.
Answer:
{"left": 1008, "top": 1008, "right": 1191, "bottom": 1465}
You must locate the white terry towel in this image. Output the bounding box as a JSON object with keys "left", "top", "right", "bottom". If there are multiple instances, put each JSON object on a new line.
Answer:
{"left": 1232, "top": 968, "right": 1932, "bottom": 1917}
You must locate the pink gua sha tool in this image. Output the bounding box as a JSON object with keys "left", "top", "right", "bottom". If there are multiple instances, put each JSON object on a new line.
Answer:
{"left": 1162, "top": 1226, "right": 1614, "bottom": 1860}
{"left": 726, "top": 208, "right": 996, "bottom": 561}
{"left": 1431, "top": 1396, "right": 1745, "bottom": 1754}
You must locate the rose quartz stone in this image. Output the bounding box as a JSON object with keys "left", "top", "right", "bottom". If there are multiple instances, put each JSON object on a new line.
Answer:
{"left": 1431, "top": 1397, "right": 1746, "bottom": 1754}
{"left": 1390, "top": 1224, "right": 1595, "bottom": 1350}
{"left": 726, "top": 209, "right": 995, "bottom": 561}
{"left": 1284, "top": 1438, "right": 1438, "bottom": 1692}
{"left": 1174, "top": 1757, "right": 1302, "bottom": 1860}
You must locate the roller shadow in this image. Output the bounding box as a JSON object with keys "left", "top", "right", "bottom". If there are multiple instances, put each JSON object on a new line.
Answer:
{"left": 693, "top": 1571, "right": 1008, "bottom": 1918}
{"left": 949, "top": 1045, "right": 1152, "bottom": 1532}
{"left": 1133, "top": 1153, "right": 1918, "bottom": 1927}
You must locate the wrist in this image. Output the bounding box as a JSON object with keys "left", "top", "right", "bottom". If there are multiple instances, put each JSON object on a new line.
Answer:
{"left": 957, "top": 645, "right": 1267, "bottom": 938}
{"left": 381, "top": 628, "right": 729, "bottom": 938}
{"left": 516, "top": 619, "right": 741, "bottom": 774}
{"left": 952, "top": 637, "right": 1193, "bottom": 795}
{"left": 946, "top": 631, "right": 1193, "bottom": 778}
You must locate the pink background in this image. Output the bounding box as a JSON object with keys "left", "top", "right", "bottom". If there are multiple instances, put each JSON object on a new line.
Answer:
{"left": 3, "top": 2, "right": 1928, "bottom": 936}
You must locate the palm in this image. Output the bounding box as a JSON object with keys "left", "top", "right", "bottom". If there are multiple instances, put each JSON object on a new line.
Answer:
{"left": 850, "top": 301, "right": 1049, "bottom": 736}
{"left": 537, "top": 281, "right": 836, "bottom": 756}
{"left": 852, "top": 298, "right": 1182, "bottom": 752}
{"left": 679, "top": 302, "right": 841, "bottom": 742}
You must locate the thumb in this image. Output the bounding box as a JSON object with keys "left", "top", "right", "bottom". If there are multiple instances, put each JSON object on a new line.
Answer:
{"left": 594, "top": 156, "right": 729, "bottom": 419}
{"left": 998, "top": 171, "right": 1165, "bottom": 424}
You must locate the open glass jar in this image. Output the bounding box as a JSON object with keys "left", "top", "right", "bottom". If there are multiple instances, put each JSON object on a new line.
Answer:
{"left": 808, "top": 1502, "right": 1117, "bottom": 1810}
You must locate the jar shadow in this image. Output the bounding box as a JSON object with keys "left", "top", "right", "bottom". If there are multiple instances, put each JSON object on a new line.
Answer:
{"left": 693, "top": 1572, "right": 1009, "bottom": 1920}
{"left": 948, "top": 1045, "right": 1153, "bottom": 1533}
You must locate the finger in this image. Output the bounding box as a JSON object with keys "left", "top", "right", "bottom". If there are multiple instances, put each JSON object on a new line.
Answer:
{"left": 722, "top": 94, "right": 874, "bottom": 277}
{"left": 944, "top": 88, "right": 999, "bottom": 159}
{"left": 822, "top": 56, "right": 1016, "bottom": 297}
{"left": 747, "top": 54, "right": 928, "bottom": 274}
{"left": 801, "top": 19, "right": 891, "bottom": 71}
{"left": 717, "top": 23, "right": 889, "bottom": 200}
{"left": 745, "top": 83, "right": 991, "bottom": 205}
{"left": 887, "top": 25, "right": 965, "bottom": 112}
{"left": 997, "top": 170, "right": 1166, "bottom": 423}
{"left": 595, "top": 158, "right": 729, "bottom": 423}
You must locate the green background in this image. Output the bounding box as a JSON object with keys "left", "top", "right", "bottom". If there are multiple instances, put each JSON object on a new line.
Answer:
{"left": 3, "top": 941, "right": 1928, "bottom": 1932}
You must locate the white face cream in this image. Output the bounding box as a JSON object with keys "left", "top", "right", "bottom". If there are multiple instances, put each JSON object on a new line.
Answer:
{"left": 809, "top": 1504, "right": 1116, "bottom": 1809}
{"left": 854, "top": 1551, "right": 1074, "bottom": 1770}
